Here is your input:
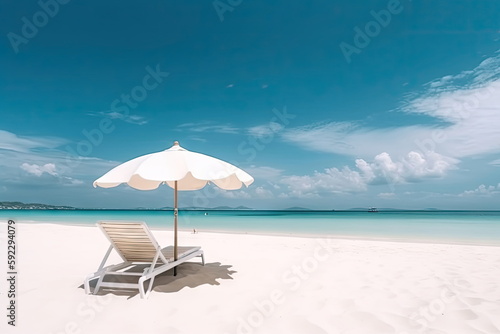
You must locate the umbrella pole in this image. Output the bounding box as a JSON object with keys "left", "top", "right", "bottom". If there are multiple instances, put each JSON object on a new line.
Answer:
{"left": 174, "top": 180, "right": 178, "bottom": 276}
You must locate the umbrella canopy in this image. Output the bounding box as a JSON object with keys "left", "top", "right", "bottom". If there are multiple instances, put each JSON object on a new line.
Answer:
{"left": 93, "top": 141, "right": 253, "bottom": 190}
{"left": 93, "top": 141, "right": 254, "bottom": 270}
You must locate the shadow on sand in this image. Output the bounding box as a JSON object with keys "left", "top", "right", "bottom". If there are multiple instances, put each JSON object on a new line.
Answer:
{"left": 79, "top": 262, "right": 236, "bottom": 299}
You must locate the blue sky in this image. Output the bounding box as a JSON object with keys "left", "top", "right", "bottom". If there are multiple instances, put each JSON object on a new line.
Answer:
{"left": 1, "top": 0, "right": 500, "bottom": 209}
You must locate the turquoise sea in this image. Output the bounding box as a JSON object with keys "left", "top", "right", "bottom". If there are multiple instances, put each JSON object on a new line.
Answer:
{"left": 1, "top": 210, "right": 500, "bottom": 246}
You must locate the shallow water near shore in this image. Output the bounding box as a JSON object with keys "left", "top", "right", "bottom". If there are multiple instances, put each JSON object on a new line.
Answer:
{"left": 2, "top": 210, "right": 500, "bottom": 245}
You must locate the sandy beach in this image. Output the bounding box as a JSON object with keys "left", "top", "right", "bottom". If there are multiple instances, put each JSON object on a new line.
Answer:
{"left": 1, "top": 222, "right": 499, "bottom": 334}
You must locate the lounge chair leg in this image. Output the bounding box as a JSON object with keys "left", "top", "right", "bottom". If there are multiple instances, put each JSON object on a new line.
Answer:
{"left": 138, "top": 276, "right": 155, "bottom": 299}
{"left": 201, "top": 253, "right": 205, "bottom": 266}
{"left": 84, "top": 273, "right": 96, "bottom": 294}
{"left": 174, "top": 266, "right": 177, "bottom": 276}
{"left": 146, "top": 277, "right": 155, "bottom": 296}
{"left": 94, "top": 274, "right": 106, "bottom": 295}
{"left": 138, "top": 277, "right": 146, "bottom": 299}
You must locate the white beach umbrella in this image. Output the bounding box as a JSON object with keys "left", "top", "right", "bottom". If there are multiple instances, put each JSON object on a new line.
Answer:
{"left": 93, "top": 141, "right": 254, "bottom": 270}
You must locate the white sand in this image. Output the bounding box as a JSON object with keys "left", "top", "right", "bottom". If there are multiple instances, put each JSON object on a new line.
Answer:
{"left": 1, "top": 222, "right": 499, "bottom": 334}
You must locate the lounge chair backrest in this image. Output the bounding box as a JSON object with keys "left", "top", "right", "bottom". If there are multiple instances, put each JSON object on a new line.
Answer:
{"left": 98, "top": 221, "right": 163, "bottom": 263}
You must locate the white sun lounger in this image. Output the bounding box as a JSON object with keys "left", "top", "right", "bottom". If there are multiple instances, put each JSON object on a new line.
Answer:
{"left": 84, "top": 221, "right": 204, "bottom": 299}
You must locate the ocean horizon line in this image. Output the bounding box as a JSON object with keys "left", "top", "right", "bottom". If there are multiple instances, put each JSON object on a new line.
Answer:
{"left": 2, "top": 208, "right": 500, "bottom": 212}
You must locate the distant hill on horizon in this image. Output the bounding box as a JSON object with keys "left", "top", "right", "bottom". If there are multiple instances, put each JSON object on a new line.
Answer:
{"left": 211, "top": 205, "right": 253, "bottom": 210}
{"left": 347, "top": 207, "right": 407, "bottom": 211}
{"left": 0, "top": 201, "right": 76, "bottom": 210}
{"left": 1, "top": 201, "right": 494, "bottom": 211}
{"left": 284, "top": 206, "right": 313, "bottom": 211}
{"left": 0, "top": 201, "right": 254, "bottom": 211}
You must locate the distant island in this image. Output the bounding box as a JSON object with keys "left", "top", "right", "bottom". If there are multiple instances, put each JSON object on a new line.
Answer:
{"left": 0, "top": 202, "right": 76, "bottom": 210}
{"left": 0, "top": 201, "right": 254, "bottom": 211}
{"left": 2, "top": 202, "right": 489, "bottom": 211}
{"left": 347, "top": 208, "right": 406, "bottom": 212}
{"left": 284, "top": 206, "right": 313, "bottom": 211}
{"left": 157, "top": 205, "right": 254, "bottom": 211}
{"left": 212, "top": 205, "right": 253, "bottom": 210}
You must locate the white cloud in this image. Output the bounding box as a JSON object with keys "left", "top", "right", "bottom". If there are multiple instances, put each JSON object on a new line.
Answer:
{"left": 20, "top": 163, "right": 58, "bottom": 177}
{"left": 213, "top": 187, "right": 252, "bottom": 199}
{"left": 280, "top": 151, "right": 456, "bottom": 197}
{"left": 401, "top": 82, "right": 500, "bottom": 159}
{"left": 254, "top": 186, "right": 273, "bottom": 198}
{"left": 277, "top": 190, "right": 320, "bottom": 199}
{"left": 92, "top": 111, "right": 148, "bottom": 125}
{"left": 378, "top": 192, "right": 396, "bottom": 199}
{"left": 126, "top": 115, "right": 147, "bottom": 125}
{"left": 282, "top": 50, "right": 500, "bottom": 161}
{"left": 63, "top": 177, "right": 85, "bottom": 185}
{"left": 244, "top": 166, "right": 283, "bottom": 180}
{"left": 188, "top": 137, "right": 208, "bottom": 143}
{"left": 178, "top": 118, "right": 288, "bottom": 140}
{"left": 1, "top": 129, "right": 119, "bottom": 189}
{"left": 0, "top": 130, "right": 67, "bottom": 153}
{"left": 396, "top": 52, "right": 500, "bottom": 159}
{"left": 281, "top": 121, "right": 364, "bottom": 155}
{"left": 282, "top": 121, "right": 438, "bottom": 159}
{"left": 277, "top": 50, "right": 500, "bottom": 197}
{"left": 177, "top": 121, "right": 239, "bottom": 134}
{"left": 489, "top": 159, "right": 500, "bottom": 166}
{"left": 18, "top": 162, "right": 85, "bottom": 186}
{"left": 281, "top": 166, "right": 366, "bottom": 197}
{"left": 357, "top": 151, "right": 457, "bottom": 185}
{"left": 460, "top": 184, "right": 500, "bottom": 197}
{"left": 248, "top": 122, "right": 284, "bottom": 138}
